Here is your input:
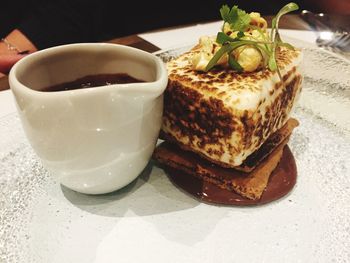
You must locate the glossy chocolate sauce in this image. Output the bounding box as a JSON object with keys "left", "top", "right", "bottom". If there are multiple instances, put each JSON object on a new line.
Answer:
{"left": 165, "top": 146, "right": 297, "bottom": 206}
{"left": 41, "top": 73, "right": 145, "bottom": 92}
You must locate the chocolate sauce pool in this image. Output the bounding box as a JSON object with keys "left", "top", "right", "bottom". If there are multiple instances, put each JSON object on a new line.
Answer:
{"left": 165, "top": 146, "right": 297, "bottom": 206}
{"left": 41, "top": 73, "right": 145, "bottom": 92}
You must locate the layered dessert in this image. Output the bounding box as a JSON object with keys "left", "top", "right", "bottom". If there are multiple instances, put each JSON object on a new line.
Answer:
{"left": 153, "top": 3, "right": 302, "bottom": 203}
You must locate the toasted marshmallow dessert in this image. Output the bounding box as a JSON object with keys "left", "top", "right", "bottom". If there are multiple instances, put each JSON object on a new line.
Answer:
{"left": 162, "top": 46, "right": 302, "bottom": 167}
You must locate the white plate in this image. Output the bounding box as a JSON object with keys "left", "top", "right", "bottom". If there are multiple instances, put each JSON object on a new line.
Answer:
{"left": 1, "top": 40, "right": 350, "bottom": 263}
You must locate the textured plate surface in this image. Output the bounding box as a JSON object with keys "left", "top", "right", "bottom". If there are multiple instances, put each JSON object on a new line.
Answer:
{"left": 1, "top": 39, "right": 350, "bottom": 263}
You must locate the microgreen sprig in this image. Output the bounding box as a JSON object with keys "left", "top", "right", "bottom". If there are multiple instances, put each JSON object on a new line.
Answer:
{"left": 205, "top": 2, "right": 299, "bottom": 74}
{"left": 269, "top": 2, "right": 299, "bottom": 72}
{"left": 205, "top": 40, "right": 264, "bottom": 72}
{"left": 220, "top": 5, "right": 251, "bottom": 32}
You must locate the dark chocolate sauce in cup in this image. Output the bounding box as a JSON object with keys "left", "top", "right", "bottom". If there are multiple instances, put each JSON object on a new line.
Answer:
{"left": 166, "top": 146, "right": 297, "bottom": 206}
{"left": 41, "top": 73, "right": 145, "bottom": 92}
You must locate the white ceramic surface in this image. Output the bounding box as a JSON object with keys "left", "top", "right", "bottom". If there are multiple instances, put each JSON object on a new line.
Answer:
{"left": 9, "top": 43, "right": 168, "bottom": 194}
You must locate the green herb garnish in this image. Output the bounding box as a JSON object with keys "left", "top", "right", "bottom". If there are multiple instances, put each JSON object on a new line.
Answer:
{"left": 206, "top": 2, "right": 299, "bottom": 74}
{"left": 220, "top": 5, "right": 251, "bottom": 32}
{"left": 269, "top": 2, "right": 299, "bottom": 74}
{"left": 228, "top": 53, "right": 243, "bottom": 72}
{"left": 205, "top": 40, "right": 267, "bottom": 72}
{"left": 216, "top": 31, "right": 243, "bottom": 45}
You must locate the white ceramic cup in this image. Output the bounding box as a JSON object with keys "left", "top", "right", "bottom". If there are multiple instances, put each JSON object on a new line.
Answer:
{"left": 9, "top": 43, "right": 168, "bottom": 194}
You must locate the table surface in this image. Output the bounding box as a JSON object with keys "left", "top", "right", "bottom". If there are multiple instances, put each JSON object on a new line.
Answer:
{"left": 0, "top": 14, "right": 348, "bottom": 92}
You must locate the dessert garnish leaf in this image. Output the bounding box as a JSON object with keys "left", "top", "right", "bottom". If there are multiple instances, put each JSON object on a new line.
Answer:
{"left": 220, "top": 5, "right": 251, "bottom": 32}
{"left": 206, "top": 2, "right": 299, "bottom": 74}
{"left": 228, "top": 53, "right": 243, "bottom": 72}
{"left": 269, "top": 2, "right": 299, "bottom": 76}
{"left": 216, "top": 31, "right": 244, "bottom": 45}
{"left": 205, "top": 43, "right": 233, "bottom": 71}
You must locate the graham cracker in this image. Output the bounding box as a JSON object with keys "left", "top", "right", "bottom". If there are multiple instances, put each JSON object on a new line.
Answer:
{"left": 153, "top": 118, "right": 298, "bottom": 200}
